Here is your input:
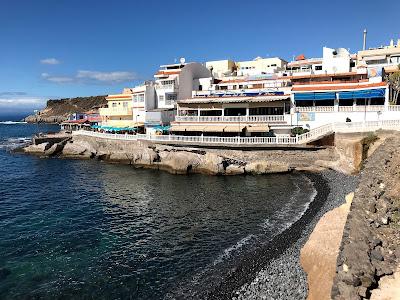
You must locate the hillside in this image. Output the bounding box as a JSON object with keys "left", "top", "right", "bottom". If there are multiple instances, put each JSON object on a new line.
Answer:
{"left": 25, "top": 95, "right": 107, "bottom": 123}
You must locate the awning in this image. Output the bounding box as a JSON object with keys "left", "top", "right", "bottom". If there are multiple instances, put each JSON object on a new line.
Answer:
{"left": 203, "top": 125, "right": 226, "bottom": 132}
{"left": 223, "top": 125, "right": 246, "bottom": 132}
{"left": 364, "top": 55, "right": 386, "bottom": 61}
{"left": 246, "top": 124, "right": 270, "bottom": 132}
{"left": 170, "top": 125, "right": 205, "bottom": 132}
{"left": 294, "top": 92, "right": 336, "bottom": 101}
{"left": 338, "top": 88, "right": 385, "bottom": 99}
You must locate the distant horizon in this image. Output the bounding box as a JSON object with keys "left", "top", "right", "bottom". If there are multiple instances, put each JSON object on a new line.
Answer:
{"left": 1, "top": 0, "right": 399, "bottom": 114}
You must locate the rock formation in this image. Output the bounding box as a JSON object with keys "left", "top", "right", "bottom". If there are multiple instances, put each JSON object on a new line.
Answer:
{"left": 332, "top": 133, "right": 400, "bottom": 299}
{"left": 24, "top": 95, "right": 106, "bottom": 123}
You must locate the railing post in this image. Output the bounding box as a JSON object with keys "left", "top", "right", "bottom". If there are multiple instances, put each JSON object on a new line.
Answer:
{"left": 296, "top": 135, "right": 299, "bottom": 144}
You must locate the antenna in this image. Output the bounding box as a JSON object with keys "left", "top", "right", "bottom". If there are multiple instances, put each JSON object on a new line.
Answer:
{"left": 363, "top": 29, "right": 367, "bottom": 50}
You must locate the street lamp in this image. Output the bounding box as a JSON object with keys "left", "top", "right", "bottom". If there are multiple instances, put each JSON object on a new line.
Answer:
{"left": 33, "top": 109, "right": 39, "bottom": 134}
{"left": 238, "top": 113, "right": 241, "bottom": 137}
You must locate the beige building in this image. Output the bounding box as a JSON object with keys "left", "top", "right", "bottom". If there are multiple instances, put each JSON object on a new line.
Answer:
{"left": 205, "top": 60, "right": 236, "bottom": 78}
{"left": 357, "top": 39, "right": 400, "bottom": 67}
{"left": 236, "top": 57, "right": 287, "bottom": 76}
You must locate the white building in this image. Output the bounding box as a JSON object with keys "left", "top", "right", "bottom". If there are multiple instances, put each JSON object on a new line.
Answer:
{"left": 154, "top": 61, "right": 211, "bottom": 109}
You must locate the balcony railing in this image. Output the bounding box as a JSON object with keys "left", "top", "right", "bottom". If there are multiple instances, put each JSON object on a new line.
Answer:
{"left": 296, "top": 106, "right": 335, "bottom": 112}
{"left": 174, "top": 115, "right": 285, "bottom": 123}
{"left": 296, "top": 105, "right": 391, "bottom": 113}
{"left": 155, "top": 84, "right": 176, "bottom": 90}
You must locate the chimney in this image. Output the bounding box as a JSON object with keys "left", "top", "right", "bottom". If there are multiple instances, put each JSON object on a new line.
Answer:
{"left": 390, "top": 39, "right": 394, "bottom": 47}
{"left": 363, "top": 29, "right": 367, "bottom": 50}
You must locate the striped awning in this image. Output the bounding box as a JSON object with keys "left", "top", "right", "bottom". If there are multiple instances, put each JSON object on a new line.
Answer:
{"left": 223, "top": 125, "right": 246, "bottom": 132}
{"left": 203, "top": 125, "right": 226, "bottom": 132}
{"left": 170, "top": 125, "right": 205, "bottom": 132}
{"left": 246, "top": 124, "right": 270, "bottom": 132}
{"left": 338, "top": 88, "right": 385, "bottom": 99}
{"left": 294, "top": 92, "right": 336, "bottom": 101}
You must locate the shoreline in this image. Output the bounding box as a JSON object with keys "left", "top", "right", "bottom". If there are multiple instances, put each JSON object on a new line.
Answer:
{"left": 231, "top": 170, "right": 358, "bottom": 300}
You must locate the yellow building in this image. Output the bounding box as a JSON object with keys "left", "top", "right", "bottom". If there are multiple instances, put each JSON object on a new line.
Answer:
{"left": 99, "top": 93, "right": 135, "bottom": 128}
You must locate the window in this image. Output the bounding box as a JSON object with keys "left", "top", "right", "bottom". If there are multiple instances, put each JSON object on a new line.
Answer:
{"left": 133, "top": 95, "right": 138, "bottom": 102}
{"left": 139, "top": 94, "right": 145, "bottom": 102}
{"left": 350, "top": 61, "right": 356, "bottom": 68}
{"left": 123, "top": 102, "right": 128, "bottom": 108}
{"left": 165, "top": 93, "right": 177, "bottom": 105}
{"left": 161, "top": 80, "right": 175, "bottom": 85}
{"left": 159, "top": 95, "right": 164, "bottom": 102}
{"left": 315, "top": 65, "right": 323, "bottom": 71}
{"left": 112, "top": 102, "right": 117, "bottom": 108}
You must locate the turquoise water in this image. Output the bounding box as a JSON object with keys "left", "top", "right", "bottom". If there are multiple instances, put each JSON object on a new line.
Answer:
{"left": 0, "top": 123, "right": 316, "bottom": 299}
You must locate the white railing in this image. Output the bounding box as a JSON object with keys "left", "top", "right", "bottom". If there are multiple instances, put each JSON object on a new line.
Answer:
{"left": 388, "top": 105, "right": 400, "bottom": 111}
{"left": 296, "top": 105, "right": 396, "bottom": 113}
{"left": 296, "top": 106, "right": 335, "bottom": 112}
{"left": 73, "top": 119, "right": 400, "bottom": 146}
{"left": 155, "top": 84, "right": 175, "bottom": 90}
{"left": 175, "top": 115, "right": 285, "bottom": 123}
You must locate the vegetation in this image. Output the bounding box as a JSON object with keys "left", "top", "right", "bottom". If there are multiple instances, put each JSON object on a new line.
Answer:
{"left": 291, "top": 127, "right": 309, "bottom": 136}
{"left": 386, "top": 66, "right": 400, "bottom": 104}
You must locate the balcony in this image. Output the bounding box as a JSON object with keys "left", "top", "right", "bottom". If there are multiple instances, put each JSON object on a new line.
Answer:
{"left": 175, "top": 115, "right": 285, "bottom": 123}
{"left": 99, "top": 107, "right": 133, "bottom": 116}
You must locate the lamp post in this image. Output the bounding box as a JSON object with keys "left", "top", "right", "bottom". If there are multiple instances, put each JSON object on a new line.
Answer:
{"left": 238, "top": 113, "right": 241, "bottom": 137}
{"left": 33, "top": 109, "right": 39, "bottom": 134}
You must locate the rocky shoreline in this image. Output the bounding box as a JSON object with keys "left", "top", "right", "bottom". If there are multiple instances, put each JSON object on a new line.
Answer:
{"left": 233, "top": 170, "right": 359, "bottom": 300}
{"left": 21, "top": 132, "right": 374, "bottom": 176}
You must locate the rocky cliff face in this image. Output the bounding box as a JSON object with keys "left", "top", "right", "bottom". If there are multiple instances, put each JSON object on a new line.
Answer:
{"left": 24, "top": 96, "right": 107, "bottom": 123}
{"left": 332, "top": 133, "right": 400, "bottom": 299}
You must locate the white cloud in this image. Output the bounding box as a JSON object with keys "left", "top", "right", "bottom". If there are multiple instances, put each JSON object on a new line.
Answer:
{"left": 42, "top": 70, "right": 138, "bottom": 85}
{"left": 41, "top": 73, "right": 74, "bottom": 83}
{"left": 40, "top": 58, "right": 61, "bottom": 65}
{"left": 77, "top": 70, "right": 137, "bottom": 83}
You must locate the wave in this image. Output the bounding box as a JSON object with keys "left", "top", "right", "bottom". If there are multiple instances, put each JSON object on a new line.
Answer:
{"left": 213, "top": 175, "right": 317, "bottom": 266}
{"left": 0, "top": 121, "right": 27, "bottom": 125}
{"left": 0, "top": 137, "right": 31, "bottom": 150}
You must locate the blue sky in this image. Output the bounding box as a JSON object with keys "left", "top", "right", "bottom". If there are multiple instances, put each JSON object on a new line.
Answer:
{"left": 0, "top": 0, "right": 399, "bottom": 117}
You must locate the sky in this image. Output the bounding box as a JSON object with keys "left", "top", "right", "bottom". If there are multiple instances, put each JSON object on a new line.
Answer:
{"left": 0, "top": 0, "right": 399, "bottom": 118}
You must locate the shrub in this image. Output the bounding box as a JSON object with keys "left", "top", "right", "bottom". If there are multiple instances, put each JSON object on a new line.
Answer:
{"left": 291, "top": 127, "right": 309, "bottom": 136}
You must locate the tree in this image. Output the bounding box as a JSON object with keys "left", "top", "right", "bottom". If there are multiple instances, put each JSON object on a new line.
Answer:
{"left": 386, "top": 66, "right": 400, "bottom": 105}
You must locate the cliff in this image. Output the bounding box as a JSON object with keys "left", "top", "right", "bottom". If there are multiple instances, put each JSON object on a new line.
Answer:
{"left": 24, "top": 95, "right": 107, "bottom": 123}
{"left": 331, "top": 133, "right": 400, "bottom": 299}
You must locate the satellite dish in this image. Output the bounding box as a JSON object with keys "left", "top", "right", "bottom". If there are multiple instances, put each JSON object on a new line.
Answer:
{"left": 180, "top": 57, "right": 186, "bottom": 64}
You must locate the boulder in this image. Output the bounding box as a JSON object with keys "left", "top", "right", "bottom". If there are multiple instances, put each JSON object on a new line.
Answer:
{"left": 244, "top": 160, "right": 290, "bottom": 175}
{"left": 23, "top": 142, "right": 49, "bottom": 154}
{"left": 225, "top": 164, "right": 245, "bottom": 175}
{"left": 62, "top": 140, "right": 95, "bottom": 158}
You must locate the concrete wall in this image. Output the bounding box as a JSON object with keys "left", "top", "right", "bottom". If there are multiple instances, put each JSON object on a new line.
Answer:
{"left": 322, "top": 47, "right": 350, "bottom": 74}
{"left": 295, "top": 111, "right": 400, "bottom": 129}
{"left": 178, "top": 63, "right": 211, "bottom": 100}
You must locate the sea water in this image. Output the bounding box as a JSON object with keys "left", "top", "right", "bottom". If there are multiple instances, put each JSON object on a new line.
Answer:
{"left": 0, "top": 123, "right": 316, "bottom": 299}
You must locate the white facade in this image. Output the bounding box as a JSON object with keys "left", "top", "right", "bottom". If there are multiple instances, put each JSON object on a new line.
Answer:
{"left": 322, "top": 47, "right": 351, "bottom": 74}
{"left": 236, "top": 57, "right": 287, "bottom": 76}
{"left": 154, "top": 62, "right": 210, "bottom": 109}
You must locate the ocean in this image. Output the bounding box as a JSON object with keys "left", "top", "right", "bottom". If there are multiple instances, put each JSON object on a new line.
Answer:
{"left": 0, "top": 123, "right": 317, "bottom": 299}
